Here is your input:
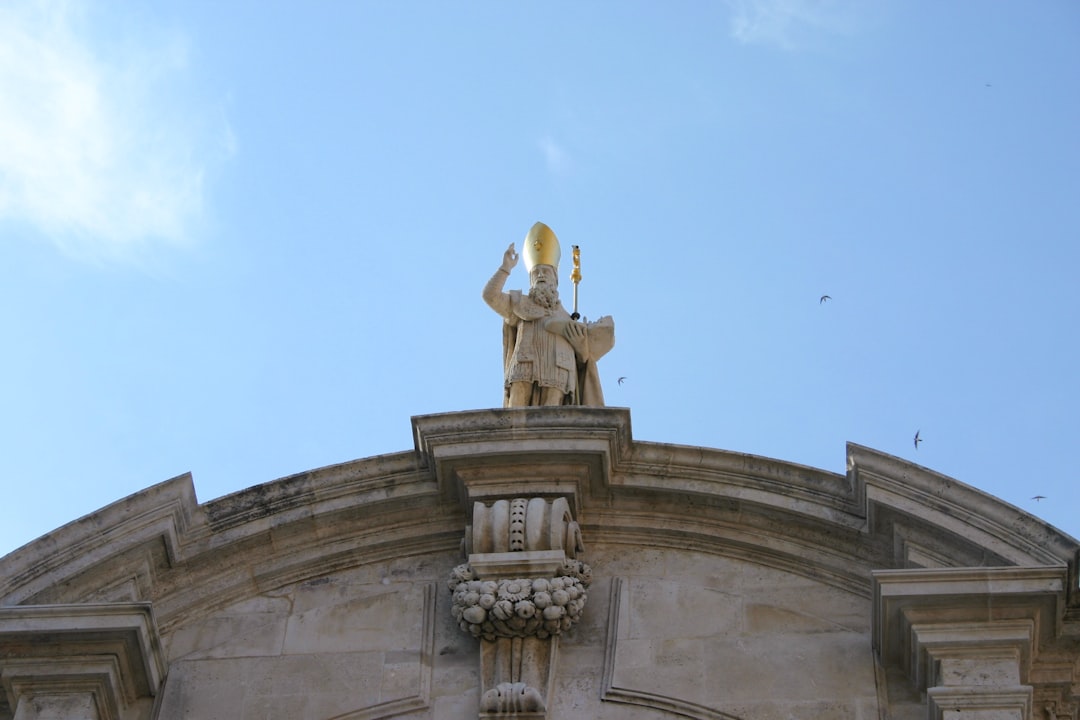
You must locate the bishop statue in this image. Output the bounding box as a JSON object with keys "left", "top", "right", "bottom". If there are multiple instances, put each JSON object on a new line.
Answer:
{"left": 483, "top": 222, "right": 615, "bottom": 407}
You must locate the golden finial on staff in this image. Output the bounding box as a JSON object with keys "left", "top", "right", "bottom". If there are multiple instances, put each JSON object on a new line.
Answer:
{"left": 570, "top": 245, "right": 581, "bottom": 320}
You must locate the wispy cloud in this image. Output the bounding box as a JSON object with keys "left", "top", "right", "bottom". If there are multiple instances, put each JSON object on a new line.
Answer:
{"left": 726, "top": 0, "right": 860, "bottom": 51}
{"left": 538, "top": 136, "right": 573, "bottom": 177}
{"left": 0, "top": 0, "right": 234, "bottom": 262}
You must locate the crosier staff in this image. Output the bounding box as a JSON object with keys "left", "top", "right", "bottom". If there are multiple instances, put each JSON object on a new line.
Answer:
{"left": 570, "top": 245, "right": 581, "bottom": 321}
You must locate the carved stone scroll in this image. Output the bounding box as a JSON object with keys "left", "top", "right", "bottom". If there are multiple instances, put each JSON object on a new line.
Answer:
{"left": 467, "top": 497, "right": 583, "bottom": 558}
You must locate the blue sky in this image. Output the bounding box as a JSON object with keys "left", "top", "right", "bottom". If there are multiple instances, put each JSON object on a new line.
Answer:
{"left": 1, "top": 1, "right": 1078, "bottom": 556}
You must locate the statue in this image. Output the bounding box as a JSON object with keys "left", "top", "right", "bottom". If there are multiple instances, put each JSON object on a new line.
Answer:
{"left": 483, "top": 222, "right": 615, "bottom": 407}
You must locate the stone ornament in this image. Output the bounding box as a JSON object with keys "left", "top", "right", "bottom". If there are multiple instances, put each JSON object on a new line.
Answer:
{"left": 448, "top": 565, "right": 591, "bottom": 642}
{"left": 452, "top": 491, "right": 592, "bottom": 717}
{"left": 468, "top": 497, "right": 584, "bottom": 558}
{"left": 481, "top": 682, "right": 545, "bottom": 713}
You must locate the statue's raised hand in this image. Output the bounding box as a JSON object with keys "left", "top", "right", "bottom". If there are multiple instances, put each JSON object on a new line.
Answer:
{"left": 501, "top": 243, "right": 519, "bottom": 273}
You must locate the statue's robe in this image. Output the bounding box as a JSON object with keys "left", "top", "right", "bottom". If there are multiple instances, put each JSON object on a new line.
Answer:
{"left": 499, "top": 290, "right": 614, "bottom": 407}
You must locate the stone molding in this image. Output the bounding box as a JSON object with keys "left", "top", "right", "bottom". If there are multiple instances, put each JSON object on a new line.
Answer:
{"left": 412, "top": 407, "right": 630, "bottom": 519}
{"left": 3, "top": 410, "right": 1076, "bottom": 618}
{"left": 928, "top": 685, "right": 1033, "bottom": 719}
{"left": 413, "top": 409, "right": 1079, "bottom": 585}
{"left": 600, "top": 577, "right": 746, "bottom": 720}
{"left": 326, "top": 582, "right": 438, "bottom": 720}
{"left": 0, "top": 603, "right": 165, "bottom": 720}
{"left": 850, "top": 445, "right": 1079, "bottom": 570}
{"left": 873, "top": 566, "right": 1077, "bottom": 718}
{"left": 0, "top": 457, "right": 456, "bottom": 634}
{"left": 0, "top": 475, "right": 201, "bottom": 607}
{"left": 469, "top": 551, "right": 568, "bottom": 579}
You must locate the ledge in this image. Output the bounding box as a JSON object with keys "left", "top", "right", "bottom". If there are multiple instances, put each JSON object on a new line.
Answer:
{"left": 0, "top": 602, "right": 165, "bottom": 719}
{"left": 872, "top": 565, "right": 1068, "bottom": 708}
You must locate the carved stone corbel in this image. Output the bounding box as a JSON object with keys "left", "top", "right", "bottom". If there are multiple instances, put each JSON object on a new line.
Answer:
{"left": 449, "top": 497, "right": 591, "bottom": 719}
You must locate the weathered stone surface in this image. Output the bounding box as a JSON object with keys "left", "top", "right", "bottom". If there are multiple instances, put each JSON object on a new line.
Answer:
{"left": 12, "top": 694, "right": 99, "bottom": 720}
{"left": 0, "top": 408, "right": 1076, "bottom": 719}
{"left": 596, "top": 553, "right": 879, "bottom": 718}
{"left": 154, "top": 579, "right": 437, "bottom": 719}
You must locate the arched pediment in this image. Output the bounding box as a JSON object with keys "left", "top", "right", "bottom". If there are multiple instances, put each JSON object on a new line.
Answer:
{"left": 0, "top": 408, "right": 1076, "bottom": 719}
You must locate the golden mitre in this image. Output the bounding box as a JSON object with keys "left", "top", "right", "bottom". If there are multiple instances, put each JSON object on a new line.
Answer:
{"left": 523, "top": 221, "right": 560, "bottom": 273}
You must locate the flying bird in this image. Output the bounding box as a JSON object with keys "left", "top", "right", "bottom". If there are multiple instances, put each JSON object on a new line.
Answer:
{"left": 617, "top": 376, "right": 627, "bottom": 386}
{"left": 819, "top": 295, "right": 831, "bottom": 304}
{"left": 1031, "top": 495, "right": 1046, "bottom": 502}
{"left": 914, "top": 430, "right": 922, "bottom": 449}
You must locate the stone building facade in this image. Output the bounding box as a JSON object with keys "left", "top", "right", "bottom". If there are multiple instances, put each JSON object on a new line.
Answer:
{"left": 0, "top": 407, "right": 1077, "bottom": 719}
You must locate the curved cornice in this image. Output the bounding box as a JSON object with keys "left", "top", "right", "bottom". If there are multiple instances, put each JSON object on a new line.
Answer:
{"left": 1, "top": 408, "right": 1076, "bottom": 626}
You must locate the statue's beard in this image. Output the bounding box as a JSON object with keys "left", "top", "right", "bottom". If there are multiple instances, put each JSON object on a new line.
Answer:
{"left": 529, "top": 284, "right": 559, "bottom": 309}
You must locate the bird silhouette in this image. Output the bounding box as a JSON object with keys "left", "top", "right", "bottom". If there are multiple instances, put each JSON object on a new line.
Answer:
{"left": 914, "top": 430, "right": 922, "bottom": 449}
{"left": 819, "top": 295, "right": 831, "bottom": 304}
{"left": 617, "top": 376, "right": 627, "bottom": 386}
